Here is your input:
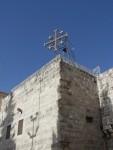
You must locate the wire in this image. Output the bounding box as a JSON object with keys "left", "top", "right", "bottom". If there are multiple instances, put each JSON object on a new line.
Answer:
{"left": 67, "top": 39, "right": 74, "bottom": 47}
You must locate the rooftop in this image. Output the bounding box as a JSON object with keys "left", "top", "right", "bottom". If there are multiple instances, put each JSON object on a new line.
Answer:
{"left": 11, "top": 55, "right": 100, "bottom": 92}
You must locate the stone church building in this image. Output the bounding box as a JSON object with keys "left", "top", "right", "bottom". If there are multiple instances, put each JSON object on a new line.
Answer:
{"left": 0, "top": 55, "right": 113, "bottom": 150}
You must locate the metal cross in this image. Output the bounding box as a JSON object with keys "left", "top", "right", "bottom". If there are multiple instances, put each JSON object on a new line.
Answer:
{"left": 44, "top": 29, "right": 68, "bottom": 51}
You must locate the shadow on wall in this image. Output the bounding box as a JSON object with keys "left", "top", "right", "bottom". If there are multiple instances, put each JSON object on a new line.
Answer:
{"left": 0, "top": 93, "right": 16, "bottom": 150}
{"left": 51, "top": 124, "right": 72, "bottom": 150}
{"left": 101, "top": 83, "right": 113, "bottom": 139}
{"left": 51, "top": 132, "right": 59, "bottom": 150}
{"left": 101, "top": 84, "right": 112, "bottom": 108}
{"left": 51, "top": 100, "right": 72, "bottom": 150}
{"left": 27, "top": 112, "right": 39, "bottom": 150}
{"left": 51, "top": 132, "right": 71, "bottom": 150}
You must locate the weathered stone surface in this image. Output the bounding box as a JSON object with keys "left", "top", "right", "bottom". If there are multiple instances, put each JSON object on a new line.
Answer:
{"left": 0, "top": 92, "right": 9, "bottom": 111}
{"left": 0, "top": 56, "right": 61, "bottom": 150}
{"left": 98, "top": 68, "right": 113, "bottom": 150}
{"left": 0, "top": 55, "right": 112, "bottom": 150}
{"left": 58, "top": 60, "right": 105, "bottom": 150}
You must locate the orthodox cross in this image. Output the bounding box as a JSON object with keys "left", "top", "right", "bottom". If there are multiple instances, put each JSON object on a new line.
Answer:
{"left": 44, "top": 29, "right": 68, "bottom": 51}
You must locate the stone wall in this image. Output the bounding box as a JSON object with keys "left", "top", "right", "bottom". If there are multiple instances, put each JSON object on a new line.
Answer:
{"left": 58, "top": 60, "right": 106, "bottom": 150}
{"left": 98, "top": 68, "right": 113, "bottom": 150}
{"left": 0, "top": 92, "right": 9, "bottom": 111}
{"left": 0, "top": 56, "right": 61, "bottom": 150}
{"left": 0, "top": 55, "right": 112, "bottom": 150}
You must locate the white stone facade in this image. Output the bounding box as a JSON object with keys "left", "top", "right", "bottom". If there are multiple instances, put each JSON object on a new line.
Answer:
{"left": 0, "top": 55, "right": 113, "bottom": 150}
{"left": 0, "top": 56, "right": 61, "bottom": 150}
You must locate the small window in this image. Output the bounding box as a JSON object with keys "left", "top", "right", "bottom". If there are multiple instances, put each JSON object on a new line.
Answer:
{"left": 18, "top": 119, "right": 23, "bottom": 135}
{"left": 6, "top": 125, "right": 11, "bottom": 139}
{"left": 86, "top": 116, "right": 93, "bottom": 123}
{"left": 94, "top": 80, "right": 97, "bottom": 83}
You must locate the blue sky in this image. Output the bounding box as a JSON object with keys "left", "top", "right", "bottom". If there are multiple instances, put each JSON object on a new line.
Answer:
{"left": 0, "top": 0, "right": 113, "bottom": 93}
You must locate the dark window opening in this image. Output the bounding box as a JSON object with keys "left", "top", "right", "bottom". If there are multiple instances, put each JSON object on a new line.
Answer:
{"left": 86, "top": 116, "right": 93, "bottom": 123}
{"left": 94, "top": 80, "right": 97, "bottom": 83}
{"left": 18, "top": 119, "right": 23, "bottom": 135}
{"left": 86, "top": 109, "right": 91, "bottom": 112}
{"left": 6, "top": 125, "right": 11, "bottom": 139}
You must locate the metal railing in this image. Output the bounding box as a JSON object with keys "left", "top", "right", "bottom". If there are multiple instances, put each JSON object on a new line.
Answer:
{"left": 61, "top": 55, "right": 100, "bottom": 76}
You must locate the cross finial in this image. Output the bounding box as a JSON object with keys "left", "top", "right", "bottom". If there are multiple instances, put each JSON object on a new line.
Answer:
{"left": 44, "top": 29, "right": 68, "bottom": 51}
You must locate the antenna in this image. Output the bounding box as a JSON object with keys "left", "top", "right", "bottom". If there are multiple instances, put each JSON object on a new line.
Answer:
{"left": 44, "top": 29, "right": 75, "bottom": 64}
